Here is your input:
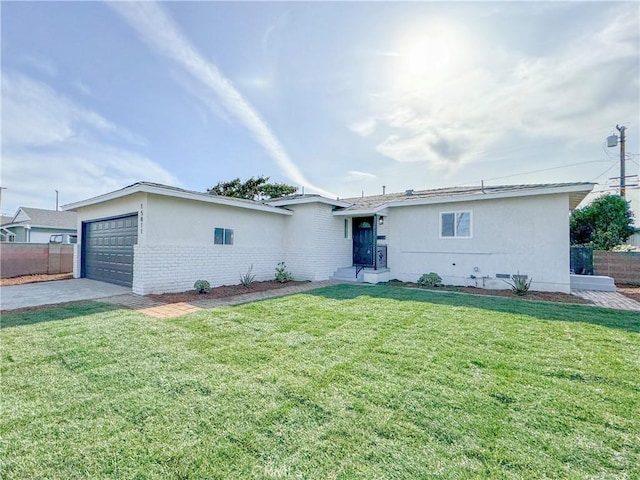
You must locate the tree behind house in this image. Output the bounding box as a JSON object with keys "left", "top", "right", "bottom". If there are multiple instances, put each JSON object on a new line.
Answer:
{"left": 207, "top": 176, "right": 297, "bottom": 200}
{"left": 570, "top": 194, "right": 635, "bottom": 250}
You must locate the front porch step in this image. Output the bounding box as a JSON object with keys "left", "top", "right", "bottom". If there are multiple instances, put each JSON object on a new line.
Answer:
{"left": 331, "top": 266, "right": 390, "bottom": 284}
{"left": 331, "top": 266, "right": 364, "bottom": 282}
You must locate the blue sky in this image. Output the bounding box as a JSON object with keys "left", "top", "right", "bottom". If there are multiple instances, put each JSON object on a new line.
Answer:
{"left": 2, "top": 1, "right": 639, "bottom": 218}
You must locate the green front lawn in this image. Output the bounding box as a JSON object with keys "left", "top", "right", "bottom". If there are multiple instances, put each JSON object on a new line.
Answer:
{"left": 2, "top": 285, "right": 639, "bottom": 479}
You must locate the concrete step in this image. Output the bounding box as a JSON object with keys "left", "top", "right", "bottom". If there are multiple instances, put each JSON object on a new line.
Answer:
{"left": 570, "top": 274, "right": 616, "bottom": 292}
{"left": 331, "top": 266, "right": 391, "bottom": 284}
{"left": 331, "top": 267, "right": 363, "bottom": 282}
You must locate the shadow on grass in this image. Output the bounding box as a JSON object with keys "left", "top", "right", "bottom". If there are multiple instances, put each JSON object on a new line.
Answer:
{"left": 1, "top": 302, "right": 123, "bottom": 329}
{"left": 307, "top": 284, "right": 640, "bottom": 334}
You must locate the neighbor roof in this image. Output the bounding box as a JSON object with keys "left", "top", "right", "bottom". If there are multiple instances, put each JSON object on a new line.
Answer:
{"left": 62, "top": 182, "right": 293, "bottom": 216}
{"left": 5, "top": 207, "right": 77, "bottom": 229}
{"left": 334, "top": 182, "right": 595, "bottom": 215}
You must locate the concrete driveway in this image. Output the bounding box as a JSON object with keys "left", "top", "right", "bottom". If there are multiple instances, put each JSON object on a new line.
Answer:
{"left": 1, "top": 279, "right": 131, "bottom": 311}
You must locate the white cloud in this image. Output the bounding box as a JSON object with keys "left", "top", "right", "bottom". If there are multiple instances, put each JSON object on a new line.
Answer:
{"left": 0, "top": 71, "right": 178, "bottom": 214}
{"left": 349, "top": 118, "right": 377, "bottom": 137}
{"left": 2, "top": 72, "right": 147, "bottom": 148}
{"left": 351, "top": 5, "right": 639, "bottom": 173}
{"left": 20, "top": 54, "right": 57, "bottom": 77}
{"left": 109, "top": 1, "right": 335, "bottom": 198}
{"left": 344, "top": 170, "right": 377, "bottom": 181}
{"left": 73, "top": 80, "right": 92, "bottom": 96}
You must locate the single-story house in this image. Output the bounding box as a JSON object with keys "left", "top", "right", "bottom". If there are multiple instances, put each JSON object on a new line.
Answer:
{"left": 0, "top": 207, "right": 77, "bottom": 243}
{"left": 63, "top": 181, "right": 594, "bottom": 295}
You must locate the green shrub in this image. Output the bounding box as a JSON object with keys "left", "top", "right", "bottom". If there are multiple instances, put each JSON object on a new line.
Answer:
{"left": 505, "top": 273, "right": 532, "bottom": 296}
{"left": 275, "top": 262, "right": 292, "bottom": 283}
{"left": 193, "top": 279, "right": 211, "bottom": 294}
{"left": 240, "top": 264, "right": 256, "bottom": 287}
{"left": 417, "top": 272, "right": 442, "bottom": 288}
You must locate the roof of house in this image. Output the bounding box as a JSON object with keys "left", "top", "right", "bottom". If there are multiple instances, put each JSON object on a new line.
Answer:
{"left": 62, "top": 182, "right": 293, "bottom": 216}
{"left": 4, "top": 207, "right": 77, "bottom": 229}
{"left": 61, "top": 180, "right": 595, "bottom": 218}
{"left": 334, "top": 182, "right": 595, "bottom": 215}
{"left": 1, "top": 215, "right": 13, "bottom": 226}
{"left": 267, "top": 194, "right": 352, "bottom": 208}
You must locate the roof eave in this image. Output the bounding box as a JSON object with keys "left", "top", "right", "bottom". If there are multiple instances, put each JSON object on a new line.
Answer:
{"left": 268, "top": 196, "right": 353, "bottom": 208}
{"left": 62, "top": 183, "right": 293, "bottom": 216}
{"left": 335, "top": 183, "right": 595, "bottom": 212}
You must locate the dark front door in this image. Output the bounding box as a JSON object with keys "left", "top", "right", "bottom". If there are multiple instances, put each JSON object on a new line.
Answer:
{"left": 353, "top": 217, "right": 374, "bottom": 266}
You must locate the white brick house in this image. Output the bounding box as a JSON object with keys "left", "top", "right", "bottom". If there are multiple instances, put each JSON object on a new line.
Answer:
{"left": 63, "top": 181, "right": 594, "bottom": 294}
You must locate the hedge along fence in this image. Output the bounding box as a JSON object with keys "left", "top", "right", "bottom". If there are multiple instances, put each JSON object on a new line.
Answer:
{"left": 593, "top": 251, "right": 640, "bottom": 286}
{"left": 0, "top": 243, "right": 73, "bottom": 279}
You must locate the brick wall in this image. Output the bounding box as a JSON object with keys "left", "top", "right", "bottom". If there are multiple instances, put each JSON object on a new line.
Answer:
{"left": 593, "top": 251, "right": 640, "bottom": 285}
{"left": 132, "top": 244, "right": 286, "bottom": 295}
{"left": 284, "top": 203, "right": 352, "bottom": 281}
{"left": 0, "top": 243, "right": 73, "bottom": 278}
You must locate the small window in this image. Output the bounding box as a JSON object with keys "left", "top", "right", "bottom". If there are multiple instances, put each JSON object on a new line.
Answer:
{"left": 224, "top": 228, "right": 234, "bottom": 245}
{"left": 440, "top": 211, "right": 472, "bottom": 238}
{"left": 214, "top": 227, "right": 234, "bottom": 245}
{"left": 344, "top": 219, "right": 348, "bottom": 238}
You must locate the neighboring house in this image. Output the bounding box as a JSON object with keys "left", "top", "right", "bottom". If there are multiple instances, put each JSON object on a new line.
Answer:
{"left": 0, "top": 207, "right": 77, "bottom": 243}
{"left": 63, "top": 181, "right": 594, "bottom": 295}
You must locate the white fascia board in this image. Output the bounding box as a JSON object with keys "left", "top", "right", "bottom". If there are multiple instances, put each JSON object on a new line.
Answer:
{"left": 332, "top": 183, "right": 594, "bottom": 215}
{"left": 384, "top": 183, "right": 595, "bottom": 208}
{"left": 332, "top": 206, "right": 388, "bottom": 216}
{"left": 63, "top": 184, "right": 293, "bottom": 216}
{"left": 268, "top": 196, "right": 353, "bottom": 208}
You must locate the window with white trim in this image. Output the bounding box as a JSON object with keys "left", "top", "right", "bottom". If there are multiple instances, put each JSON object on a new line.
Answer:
{"left": 214, "top": 227, "right": 234, "bottom": 245}
{"left": 440, "top": 211, "right": 472, "bottom": 238}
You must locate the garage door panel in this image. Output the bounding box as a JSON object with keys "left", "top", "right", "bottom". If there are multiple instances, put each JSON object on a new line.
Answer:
{"left": 83, "top": 214, "right": 137, "bottom": 287}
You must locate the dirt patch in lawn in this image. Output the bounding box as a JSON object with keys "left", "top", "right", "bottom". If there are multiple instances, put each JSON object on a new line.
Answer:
{"left": 388, "top": 280, "right": 591, "bottom": 305}
{"left": 617, "top": 285, "right": 640, "bottom": 303}
{"left": 0, "top": 273, "right": 73, "bottom": 286}
{"left": 147, "top": 280, "right": 309, "bottom": 304}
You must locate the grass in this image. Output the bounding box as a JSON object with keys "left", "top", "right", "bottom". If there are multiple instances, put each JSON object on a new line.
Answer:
{"left": 1, "top": 284, "right": 639, "bottom": 479}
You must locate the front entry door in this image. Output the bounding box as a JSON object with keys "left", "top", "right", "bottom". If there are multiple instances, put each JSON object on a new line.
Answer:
{"left": 353, "top": 217, "right": 374, "bottom": 266}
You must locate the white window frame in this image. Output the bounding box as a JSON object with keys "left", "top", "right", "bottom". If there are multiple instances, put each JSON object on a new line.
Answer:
{"left": 439, "top": 210, "right": 472, "bottom": 239}
{"left": 214, "top": 227, "right": 234, "bottom": 245}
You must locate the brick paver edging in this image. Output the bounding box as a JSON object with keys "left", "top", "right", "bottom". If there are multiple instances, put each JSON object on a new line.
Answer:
{"left": 571, "top": 290, "right": 640, "bottom": 312}
{"left": 99, "top": 280, "right": 343, "bottom": 319}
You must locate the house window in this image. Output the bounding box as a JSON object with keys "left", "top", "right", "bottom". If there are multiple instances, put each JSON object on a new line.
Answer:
{"left": 440, "top": 211, "right": 472, "bottom": 238}
{"left": 344, "top": 219, "right": 348, "bottom": 238}
{"left": 214, "top": 227, "right": 234, "bottom": 245}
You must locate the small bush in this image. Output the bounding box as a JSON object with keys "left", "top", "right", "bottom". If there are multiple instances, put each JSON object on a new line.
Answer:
{"left": 240, "top": 264, "right": 256, "bottom": 287}
{"left": 193, "top": 279, "right": 211, "bottom": 294}
{"left": 275, "top": 262, "right": 292, "bottom": 283}
{"left": 505, "top": 273, "right": 532, "bottom": 296}
{"left": 417, "top": 272, "right": 442, "bottom": 288}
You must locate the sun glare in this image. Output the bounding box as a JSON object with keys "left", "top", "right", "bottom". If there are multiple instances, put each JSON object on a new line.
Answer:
{"left": 393, "top": 22, "right": 469, "bottom": 92}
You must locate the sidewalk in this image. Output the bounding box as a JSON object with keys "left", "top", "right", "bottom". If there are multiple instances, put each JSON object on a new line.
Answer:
{"left": 99, "top": 280, "right": 341, "bottom": 319}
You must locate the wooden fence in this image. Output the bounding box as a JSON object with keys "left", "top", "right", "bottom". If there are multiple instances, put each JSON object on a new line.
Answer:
{"left": 593, "top": 251, "right": 640, "bottom": 286}
{"left": 0, "top": 243, "right": 74, "bottom": 278}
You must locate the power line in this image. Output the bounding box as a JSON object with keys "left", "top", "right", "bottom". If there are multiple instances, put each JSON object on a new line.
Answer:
{"left": 458, "top": 159, "right": 611, "bottom": 185}
{"left": 590, "top": 163, "right": 618, "bottom": 182}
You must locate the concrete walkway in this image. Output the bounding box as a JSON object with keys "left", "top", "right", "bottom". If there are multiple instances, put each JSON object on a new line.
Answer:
{"left": 572, "top": 290, "right": 640, "bottom": 312}
{"left": 1, "top": 279, "right": 131, "bottom": 311}
{"left": 98, "top": 280, "right": 341, "bottom": 319}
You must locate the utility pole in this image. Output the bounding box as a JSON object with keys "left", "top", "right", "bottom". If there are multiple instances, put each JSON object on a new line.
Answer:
{"left": 55, "top": 190, "right": 59, "bottom": 211}
{"left": 616, "top": 125, "right": 626, "bottom": 198}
